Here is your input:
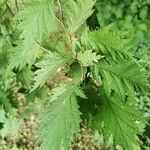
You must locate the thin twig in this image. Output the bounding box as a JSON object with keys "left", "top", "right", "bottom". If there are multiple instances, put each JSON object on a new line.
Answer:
{"left": 79, "top": 61, "right": 84, "bottom": 81}
{"left": 15, "top": 0, "right": 19, "bottom": 11}
{"left": 57, "top": 0, "right": 71, "bottom": 43}
{"left": 57, "top": 0, "right": 77, "bottom": 59}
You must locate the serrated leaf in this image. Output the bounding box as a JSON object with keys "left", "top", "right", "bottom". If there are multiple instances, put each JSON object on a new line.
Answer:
{"left": 78, "top": 84, "right": 100, "bottom": 120}
{"left": 93, "top": 57, "right": 148, "bottom": 101}
{"left": 92, "top": 93, "right": 146, "bottom": 150}
{"left": 18, "top": 0, "right": 58, "bottom": 51}
{"left": 77, "top": 50, "right": 103, "bottom": 66}
{"left": 32, "top": 52, "right": 66, "bottom": 90}
{"left": 13, "top": 0, "right": 58, "bottom": 69}
{"left": 38, "top": 84, "right": 85, "bottom": 150}
{"left": 0, "top": 93, "right": 12, "bottom": 111}
{"left": 87, "top": 25, "right": 132, "bottom": 56}
{"left": 62, "top": 0, "right": 96, "bottom": 32}
{"left": 17, "top": 67, "right": 34, "bottom": 86}
{"left": 0, "top": 116, "right": 20, "bottom": 138}
{"left": 8, "top": 42, "right": 40, "bottom": 70}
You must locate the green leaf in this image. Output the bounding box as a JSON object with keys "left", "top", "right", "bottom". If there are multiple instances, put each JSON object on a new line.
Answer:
{"left": 38, "top": 84, "right": 84, "bottom": 150}
{"left": 18, "top": 0, "right": 58, "bottom": 51}
{"left": 8, "top": 42, "right": 40, "bottom": 70}
{"left": 78, "top": 84, "right": 99, "bottom": 121}
{"left": 62, "top": 0, "right": 96, "bottom": 32}
{"left": 0, "top": 39, "right": 10, "bottom": 69}
{"left": 32, "top": 52, "right": 66, "bottom": 90}
{"left": 0, "top": 116, "right": 20, "bottom": 138}
{"left": 87, "top": 25, "right": 132, "bottom": 56}
{"left": 77, "top": 50, "right": 103, "bottom": 66}
{"left": 0, "top": 108, "right": 6, "bottom": 123}
{"left": 0, "top": 92, "right": 12, "bottom": 111}
{"left": 92, "top": 93, "right": 146, "bottom": 150}
{"left": 27, "top": 86, "right": 48, "bottom": 102}
{"left": 139, "top": 6, "right": 148, "bottom": 20}
{"left": 17, "top": 67, "right": 34, "bottom": 86}
{"left": 12, "top": 0, "right": 58, "bottom": 69}
{"left": 93, "top": 57, "right": 148, "bottom": 101}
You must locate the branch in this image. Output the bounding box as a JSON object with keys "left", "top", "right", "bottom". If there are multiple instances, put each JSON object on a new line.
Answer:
{"left": 15, "top": 0, "right": 19, "bottom": 11}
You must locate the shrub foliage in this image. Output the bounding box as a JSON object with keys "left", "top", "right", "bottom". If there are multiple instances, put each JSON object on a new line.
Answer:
{"left": 0, "top": 0, "right": 148, "bottom": 150}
